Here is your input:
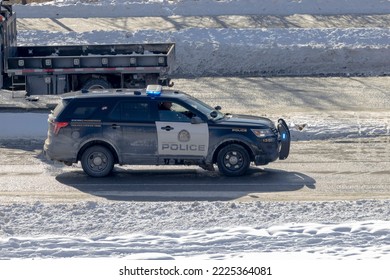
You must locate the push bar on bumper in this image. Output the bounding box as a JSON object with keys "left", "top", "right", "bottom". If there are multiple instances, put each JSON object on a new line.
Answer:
{"left": 277, "top": 119, "right": 290, "bottom": 160}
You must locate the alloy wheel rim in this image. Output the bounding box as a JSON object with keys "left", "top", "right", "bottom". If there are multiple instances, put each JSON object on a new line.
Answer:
{"left": 223, "top": 150, "right": 244, "bottom": 170}
{"left": 88, "top": 152, "right": 108, "bottom": 171}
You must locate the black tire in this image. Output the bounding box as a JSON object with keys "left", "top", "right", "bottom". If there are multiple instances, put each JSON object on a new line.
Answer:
{"left": 82, "top": 79, "right": 112, "bottom": 91}
{"left": 217, "top": 144, "right": 250, "bottom": 176}
{"left": 81, "top": 145, "right": 114, "bottom": 177}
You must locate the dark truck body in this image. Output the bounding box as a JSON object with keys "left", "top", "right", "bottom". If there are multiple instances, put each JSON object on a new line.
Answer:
{"left": 0, "top": 1, "right": 175, "bottom": 95}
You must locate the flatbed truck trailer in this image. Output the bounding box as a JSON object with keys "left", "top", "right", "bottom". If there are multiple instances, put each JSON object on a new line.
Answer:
{"left": 0, "top": 0, "right": 175, "bottom": 95}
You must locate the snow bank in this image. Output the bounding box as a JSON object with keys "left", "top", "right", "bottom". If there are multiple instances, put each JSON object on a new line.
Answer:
{"left": 15, "top": 0, "right": 390, "bottom": 18}
{"left": 0, "top": 113, "right": 48, "bottom": 138}
{"left": 1, "top": 201, "right": 390, "bottom": 259}
{"left": 17, "top": 28, "right": 390, "bottom": 76}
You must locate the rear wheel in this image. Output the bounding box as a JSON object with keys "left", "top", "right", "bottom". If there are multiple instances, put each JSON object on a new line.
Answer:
{"left": 81, "top": 145, "right": 114, "bottom": 177}
{"left": 217, "top": 144, "right": 250, "bottom": 176}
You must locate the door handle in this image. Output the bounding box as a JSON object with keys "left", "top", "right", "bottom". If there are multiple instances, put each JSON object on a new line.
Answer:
{"left": 111, "top": 124, "right": 121, "bottom": 129}
{"left": 161, "top": 126, "right": 174, "bottom": 131}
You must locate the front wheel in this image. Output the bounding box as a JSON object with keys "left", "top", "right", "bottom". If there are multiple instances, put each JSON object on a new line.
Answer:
{"left": 81, "top": 145, "right": 114, "bottom": 177}
{"left": 217, "top": 144, "right": 250, "bottom": 176}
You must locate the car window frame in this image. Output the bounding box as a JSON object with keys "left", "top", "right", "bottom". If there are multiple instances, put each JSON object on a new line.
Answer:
{"left": 153, "top": 98, "right": 208, "bottom": 123}
{"left": 108, "top": 98, "right": 155, "bottom": 123}
{"left": 60, "top": 100, "right": 112, "bottom": 121}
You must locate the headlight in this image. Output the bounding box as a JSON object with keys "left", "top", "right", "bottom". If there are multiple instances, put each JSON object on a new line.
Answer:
{"left": 251, "top": 128, "right": 274, "bottom": 138}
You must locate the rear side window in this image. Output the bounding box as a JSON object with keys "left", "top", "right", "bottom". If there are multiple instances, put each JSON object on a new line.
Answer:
{"left": 67, "top": 102, "right": 110, "bottom": 120}
{"left": 110, "top": 101, "right": 152, "bottom": 122}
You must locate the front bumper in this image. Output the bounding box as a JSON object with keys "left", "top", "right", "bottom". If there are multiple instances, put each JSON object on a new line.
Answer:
{"left": 277, "top": 118, "right": 291, "bottom": 160}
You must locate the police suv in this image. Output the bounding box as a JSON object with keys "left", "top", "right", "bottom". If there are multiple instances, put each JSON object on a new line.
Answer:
{"left": 44, "top": 85, "right": 290, "bottom": 177}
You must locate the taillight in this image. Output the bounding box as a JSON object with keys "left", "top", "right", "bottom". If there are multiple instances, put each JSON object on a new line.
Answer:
{"left": 53, "top": 121, "right": 69, "bottom": 134}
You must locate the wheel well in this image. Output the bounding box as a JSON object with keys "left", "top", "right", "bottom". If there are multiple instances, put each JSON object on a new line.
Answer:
{"left": 212, "top": 141, "right": 254, "bottom": 163}
{"left": 77, "top": 141, "right": 119, "bottom": 163}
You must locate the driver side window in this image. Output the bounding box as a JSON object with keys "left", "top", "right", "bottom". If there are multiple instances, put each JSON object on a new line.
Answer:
{"left": 158, "top": 101, "right": 195, "bottom": 122}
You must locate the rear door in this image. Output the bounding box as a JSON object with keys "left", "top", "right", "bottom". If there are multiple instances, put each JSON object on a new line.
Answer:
{"left": 107, "top": 99, "right": 158, "bottom": 164}
{"left": 155, "top": 100, "right": 209, "bottom": 157}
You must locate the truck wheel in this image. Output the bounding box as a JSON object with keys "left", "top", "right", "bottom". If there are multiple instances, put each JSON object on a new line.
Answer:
{"left": 81, "top": 145, "right": 114, "bottom": 177}
{"left": 217, "top": 144, "right": 250, "bottom": 176}
{"left": 82, "top": 79, "right": 112, "bottom": 91}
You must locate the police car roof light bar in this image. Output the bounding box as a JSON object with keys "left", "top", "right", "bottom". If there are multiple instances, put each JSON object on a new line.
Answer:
{"left": 146, "top": 85, "right": 163, "bottom": 96}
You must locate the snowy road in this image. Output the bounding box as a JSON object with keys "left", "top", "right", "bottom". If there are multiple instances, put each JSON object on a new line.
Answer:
{"left": 0, "top": 135, "right": 389, "bottom": 203}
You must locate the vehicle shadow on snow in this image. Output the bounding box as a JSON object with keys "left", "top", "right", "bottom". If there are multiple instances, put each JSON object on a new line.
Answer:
{"left": 55, "top": 167, "right": 316, "bottom": 201}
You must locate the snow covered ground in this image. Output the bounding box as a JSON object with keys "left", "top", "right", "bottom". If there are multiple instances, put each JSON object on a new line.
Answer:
{"left": 1, "top": 0, "right": 390, "bottom": 271}
{"left": 14, "top": 0, "right": 390, "bottom": 18}
{"left": 2, "top": 200, "right": 390, "bottom": 260}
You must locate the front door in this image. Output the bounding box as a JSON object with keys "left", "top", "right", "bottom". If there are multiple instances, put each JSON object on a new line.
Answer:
{"left": 156, "top": 101, "right": 209, "bottom": 157}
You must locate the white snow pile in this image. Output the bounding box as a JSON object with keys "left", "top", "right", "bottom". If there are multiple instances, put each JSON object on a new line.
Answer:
{"left": 14, "top": 0, "right": 390, "bottom": 18}
{"left": 13, "top": 0, "right": 390, "bottom": 76}
{"left": 2, "top": 200, "right": 390, "bottom": 259}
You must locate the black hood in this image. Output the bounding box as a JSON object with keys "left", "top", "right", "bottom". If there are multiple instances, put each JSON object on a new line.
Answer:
{"left": 216, "top": 114, "right": 275, "bottom": 128}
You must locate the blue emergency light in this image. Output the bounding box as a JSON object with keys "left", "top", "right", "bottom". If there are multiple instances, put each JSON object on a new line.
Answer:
{"left": 146, "top": 85, "right": 162, "bottom": 96}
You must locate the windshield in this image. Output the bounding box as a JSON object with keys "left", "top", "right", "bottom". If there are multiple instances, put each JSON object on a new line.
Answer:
{"left": 185, "top": 96, "right": 225, "bottom": 120}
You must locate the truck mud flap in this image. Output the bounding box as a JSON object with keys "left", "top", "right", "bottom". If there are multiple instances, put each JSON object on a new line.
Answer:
{"left": 278, "top": 118, "right": 290, "bottom": 160}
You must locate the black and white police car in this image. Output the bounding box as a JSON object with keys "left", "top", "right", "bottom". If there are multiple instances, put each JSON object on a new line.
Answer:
{"left": 44, "top": 85, "right": 290, "bottom": 177}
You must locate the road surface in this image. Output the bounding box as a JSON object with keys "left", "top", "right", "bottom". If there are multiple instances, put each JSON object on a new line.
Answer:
{"left": 0, "top": 136, "right": 389, "bottom": 203}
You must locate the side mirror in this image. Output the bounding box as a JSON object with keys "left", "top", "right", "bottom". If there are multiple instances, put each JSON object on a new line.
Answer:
{"left": 210, "top": 111, "right": 218, "bottom": 118}
{"left": 191, "top": 116, "right": 204, "bottom": 124}
{"left": 214, "top": 105, "right": 222, "bottom": 111}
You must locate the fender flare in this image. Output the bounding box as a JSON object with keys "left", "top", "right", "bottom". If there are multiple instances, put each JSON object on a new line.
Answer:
{"left": 207, "top": 134, "right": 257, "bottom": 164}
{"left": 77, "top": 138, "right": 121, "bottom": 164}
